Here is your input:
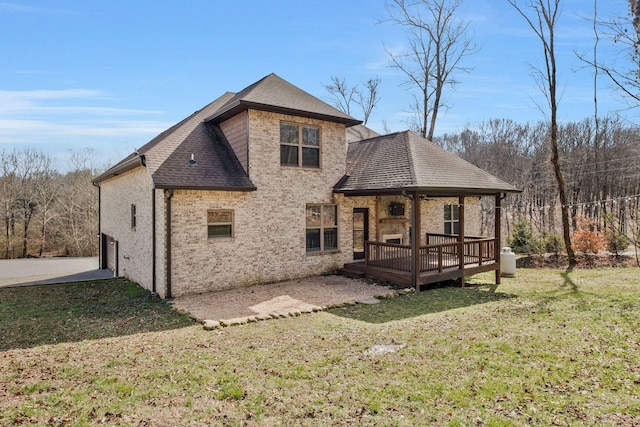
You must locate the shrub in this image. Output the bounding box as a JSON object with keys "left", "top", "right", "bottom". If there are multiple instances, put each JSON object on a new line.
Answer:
{"left": 572, "top": 216, "right": 607, "bottom": 255}
{"left": 543, "top": 232, "right": 563, "bottom": 256}
{"left": 602, "top": 212, "right": 630, "bottom": 256}
{"left": 508, "top": 215, "right": 543, "bottom": 254}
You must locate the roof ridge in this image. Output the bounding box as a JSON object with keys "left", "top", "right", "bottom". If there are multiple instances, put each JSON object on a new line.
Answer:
{"left": 403, "top": 131, "right": 418, "bottom": 185}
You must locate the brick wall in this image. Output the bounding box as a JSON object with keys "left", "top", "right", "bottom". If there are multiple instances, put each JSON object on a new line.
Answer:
{"left": 99, "top": 167, "right": 154, "bottom": 292}
{"left": 168, "top": 110, "right": 355, "bottom": 297}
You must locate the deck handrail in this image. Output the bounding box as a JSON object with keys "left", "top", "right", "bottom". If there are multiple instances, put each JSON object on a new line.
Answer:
{"left": 366, "top": 237, "right": 497, "bottom": 274}
{"left": 426, "top": 233, "right": 487, "bottom": 245}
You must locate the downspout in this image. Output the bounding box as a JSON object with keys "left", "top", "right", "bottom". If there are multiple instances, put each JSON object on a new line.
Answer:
{"left": 151, "top": 188, "right": 156, "bottom": 293}
{"left": 92, "top": 181, "right": 101, "bottom": 269}
{"left": 165, "top": 189, "right": 174, "bottom": 298}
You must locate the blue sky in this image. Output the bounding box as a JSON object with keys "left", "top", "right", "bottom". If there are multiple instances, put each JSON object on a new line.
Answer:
{"left": 0, "top": 0, "right": 634, "bottom": 170}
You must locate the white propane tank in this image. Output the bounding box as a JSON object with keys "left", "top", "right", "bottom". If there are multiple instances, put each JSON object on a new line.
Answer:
{"left": 500, "top": 247, "right": 516, "bottom": 277}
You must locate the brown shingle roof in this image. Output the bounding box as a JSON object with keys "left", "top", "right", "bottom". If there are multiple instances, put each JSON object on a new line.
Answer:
{"left": 205, "top": 73, "right": 362, "bottom": 127}
{"left": 94, "top": 92, "right": 255, "bottom": 190}
{"left": 95, "top": 73, "right": 362, "bottom": 189}
{"left": 334, "top": 131, "right": 520, "bottom": 196}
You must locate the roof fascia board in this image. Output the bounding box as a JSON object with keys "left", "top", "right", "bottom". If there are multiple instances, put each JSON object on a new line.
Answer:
{"left": 205, "top": 100, "right": 362, "bottom": 127}
{"left": 154, "top": 184, "right": 257, "bottom": 192}
{"left": 334, "top": 186, "right": 521, "bottom": 197}
{"left": 93, "top": 155, "right": 145, "bottom": 185}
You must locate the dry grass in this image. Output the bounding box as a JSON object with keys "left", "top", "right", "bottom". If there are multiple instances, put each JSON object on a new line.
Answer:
{"left": 1, "top": 268, "right": 639, "bottom": 426}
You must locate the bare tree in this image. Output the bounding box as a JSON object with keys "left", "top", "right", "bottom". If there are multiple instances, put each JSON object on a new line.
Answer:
{"left": 579, "top": 1, "right": 640, "bottom": 106}
{"left": 357, "top": 77, "right": 381, "bottom": 125}
{"left": 3, "top": 148, "right": 53, "bottom": 257}
{"left": 323, "top": 76, "right": 358, "bottom": 117}
{"left": 0, "top": 153, "right": 18, "bottom": 258}
{"left": 323, "top": 76, "right": 381, "bottom": 125}
{"left": 508, "top": 0, "right": 576, "bottom": 266}
{"left": 382, "top": 0, "right": 477, "bottom": 140}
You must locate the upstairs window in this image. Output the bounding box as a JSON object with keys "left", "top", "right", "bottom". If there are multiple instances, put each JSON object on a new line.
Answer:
{"left": 208, "top": 210, "right": 234, "bottom": 239}
{"left": 280, "top": 122, "right": 320, "bottom": 168}
{"left": 444, "top": 204, "right": 459, "bottom": 235}
{"left": 306, "top": 204, "right": 338, "bottom": 253}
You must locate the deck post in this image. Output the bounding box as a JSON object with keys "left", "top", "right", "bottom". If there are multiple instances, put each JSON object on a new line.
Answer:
{"left": 458, "top": 196, "right": 465, "bottom": 286}
{"left": 495, "top": 194, "right": 502, "bottom": 285}
{"left": 411, "top": 192, "right": 421, "bottom": 290}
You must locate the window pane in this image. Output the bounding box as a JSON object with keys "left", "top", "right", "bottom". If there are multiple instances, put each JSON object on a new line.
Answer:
{"left": 280, "top": 123, "right": 298, "bottom": 144}
{"left": 323, "top": 205, "right": 337, "bottom": 226}
{"left": 444, "top": 222, "right": 452, "bottom": 235}
{"left": 301, "top": 147, "right": 319, "bottom": 168}
{"left": 208, "top": 210, "right": 232, "bottom": 223}
{"left": 306, "top": 229, "right": 321, "bottom": 252}
{"left": 306, "top": 205, "right": 321, "bottom": 227}
{"left": 324, "top": 228, "right": 338, "bottom": 250}
{"left": 302, "top": 127, "right": 319, "bottom": 146}
{"left": 444, "top": 205, "right": 452, "bottom": 221}
{"left": 453, "top": 222, "right": 459, "bottom": 235}
{"left": 353, "top": 212, "right": 364, "bottom": 230}
{"left": 452, "top": 205, "right": 459, "bottom": 220}
{"left": 208, "top": 224, "right": 232, "bottom": 237}
{"left": 280, "top": 145, "right": 299, "bottom": 166}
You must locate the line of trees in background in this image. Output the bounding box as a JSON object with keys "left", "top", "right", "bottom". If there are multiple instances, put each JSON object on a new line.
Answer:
{"left": 435, "top": 116, "right": 640, "bottom": 261}
{"left": 1, "top": 148, "right": 99, "bottom": 259}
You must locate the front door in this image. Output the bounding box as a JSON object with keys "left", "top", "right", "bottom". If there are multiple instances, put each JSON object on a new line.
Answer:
{"left": 353, "top": 208, "right": 369, "bottom": 260}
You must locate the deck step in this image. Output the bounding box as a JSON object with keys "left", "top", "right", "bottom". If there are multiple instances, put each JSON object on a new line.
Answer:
{"left": 337, "top": 267, "right": 366, "bottom": 279}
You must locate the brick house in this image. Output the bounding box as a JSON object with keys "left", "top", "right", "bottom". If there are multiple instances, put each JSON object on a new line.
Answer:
{"left": 94, "top": 74, "right": 518, "bottom": 298}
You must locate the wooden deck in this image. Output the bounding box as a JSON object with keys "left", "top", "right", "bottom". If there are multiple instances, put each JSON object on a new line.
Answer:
{"left": 342, "top": 234, "right": 499, "bottom": 291}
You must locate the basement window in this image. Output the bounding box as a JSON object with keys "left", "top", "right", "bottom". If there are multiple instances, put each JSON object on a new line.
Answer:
{"left": 208, "top": 210, "right": 234, "bottom": 239}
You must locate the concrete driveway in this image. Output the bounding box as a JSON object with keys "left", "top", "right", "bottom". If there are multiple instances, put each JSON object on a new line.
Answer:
{"left": 0, "top": 257, "right": 114, "bottom": 288}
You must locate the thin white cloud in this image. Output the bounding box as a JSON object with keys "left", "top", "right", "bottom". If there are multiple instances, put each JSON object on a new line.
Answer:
{"left": 0, "top": 88, "right": 165, "bottom": 123}
{"left": 0, "top": 119, "right": 169, "bottom": 143}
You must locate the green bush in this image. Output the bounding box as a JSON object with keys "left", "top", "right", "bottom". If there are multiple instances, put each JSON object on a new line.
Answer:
{"left": 543, "top": 233, "right": 563, "bottom": 255}
{"left": 508, "top": 215, "right": 543, "bottom": 254}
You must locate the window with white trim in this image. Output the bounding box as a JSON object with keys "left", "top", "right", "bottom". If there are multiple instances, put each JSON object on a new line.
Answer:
{"left": 306, "top": 204, "right": 338, "bottom": 252}
{"left": 280, "top": 122, "right": 320, "bottom": 168}
{"left": 444, "top": 204, "right": 459, "bottom": 235}
{"left": 208, "top": 210, "right": 234, "bottom": 239}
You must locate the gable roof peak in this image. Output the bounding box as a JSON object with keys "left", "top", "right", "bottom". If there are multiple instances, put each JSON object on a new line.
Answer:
{"left": 204, "top": 73, "right": 361, "bottom": 127}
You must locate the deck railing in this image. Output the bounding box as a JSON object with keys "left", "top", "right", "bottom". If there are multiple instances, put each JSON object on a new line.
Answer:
{"left": 365, "top": 241, "right": 412, "bottom": 272}
{"left": 366, "top": 236, "right": 496, "bottom": 274}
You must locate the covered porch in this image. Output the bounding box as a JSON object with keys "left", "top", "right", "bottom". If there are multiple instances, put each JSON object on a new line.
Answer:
{"left": 334, "top": 131, "right": 520, "bottom": 290}
{"left": 341, "top": 193, "right": 504, "bottom": 291}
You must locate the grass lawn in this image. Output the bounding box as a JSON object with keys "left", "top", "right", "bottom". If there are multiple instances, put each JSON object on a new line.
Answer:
{"left": 1, "top": 269, "right": 639, "bottom": 426}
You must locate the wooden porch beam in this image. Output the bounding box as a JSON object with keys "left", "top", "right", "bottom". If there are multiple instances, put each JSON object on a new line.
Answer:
{"left": 411, "top": 193, "right": 421, "bottom": 290}
{"left": 495, "top": 194, "right": 502, "bottom": 285}
{"left": 458, "top": 196, "right": 465, "bottom": 287}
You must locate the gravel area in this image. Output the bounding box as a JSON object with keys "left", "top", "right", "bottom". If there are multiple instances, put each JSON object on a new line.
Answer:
{"left": 171, "top": 275, "right": 401, "bottom": 327}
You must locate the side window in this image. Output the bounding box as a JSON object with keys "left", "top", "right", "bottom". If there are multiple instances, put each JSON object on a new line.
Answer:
{"left": 280, "top": 122, "right": 320, "bottom": 168}
{"left": 444, "top": 204, "right": 459, "bottom": 235}
{"left": 306, "top": 204, "right": 338, "bottom": 252}
{"left": 131, "top": 204, "right": 137, "bottom": 230}
{"left": 208, "top": 210, "right": 234, "bottom": 239}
